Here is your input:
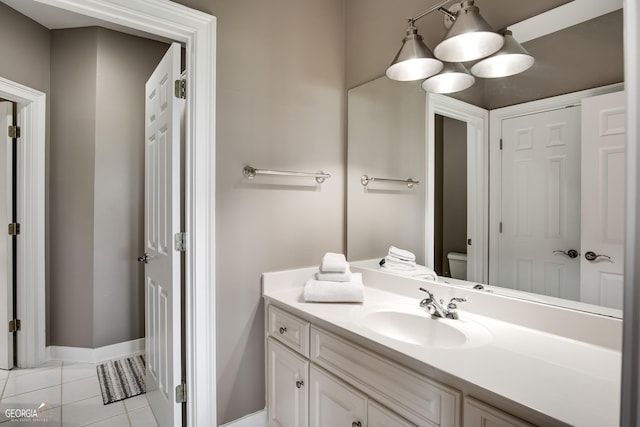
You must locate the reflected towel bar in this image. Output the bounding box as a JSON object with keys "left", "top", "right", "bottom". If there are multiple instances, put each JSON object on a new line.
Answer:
{"left": 243, "top": 166, "right": 330, "bottom": 184}
{"left": 361, "top": 174, "right": 419, "bottom": 188}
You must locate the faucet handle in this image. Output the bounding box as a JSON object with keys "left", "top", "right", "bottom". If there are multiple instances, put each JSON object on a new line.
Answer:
{"left": 447, "top": 297, "right": 467, "bottom": 310}
{"left": 418, "top": 287, "right": 434, "bottom": 299}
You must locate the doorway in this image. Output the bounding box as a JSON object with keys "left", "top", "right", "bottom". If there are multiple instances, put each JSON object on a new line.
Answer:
{"left": 0, "top": 1, "right": 216, "bottom": 425}
{"left": 426, "top": 93, "right": 489, "bottom": 283}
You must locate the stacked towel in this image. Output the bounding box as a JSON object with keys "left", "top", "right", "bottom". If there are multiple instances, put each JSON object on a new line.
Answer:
{"left": 303, "top": 273, "right": 364, "bottom": 303}
{"left": 381, "top": 246, "right": 417, "bottom": 271}
{"left": 316, "top": 252, "right": 351, "bottom": 282}
{"left": 303, "top": 252, "right": 364, "bottom": 303}
{"left": 320, "top": 252, "right": 349, "bottom": 273}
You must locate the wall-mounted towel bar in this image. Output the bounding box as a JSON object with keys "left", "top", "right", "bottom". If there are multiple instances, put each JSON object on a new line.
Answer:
{"left": 361, "top": 174, "right": 419, "bottom": 189}
{"left": 243, "top": 166, "right": 331, "bottom": 184}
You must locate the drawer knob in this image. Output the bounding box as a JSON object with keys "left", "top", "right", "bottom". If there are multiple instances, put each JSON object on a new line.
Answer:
{"left": 279, "top": 327, "right": 287, "bottom": 334}
{"left": 295, "top": 380, "right": 304, "bottom": 389}
{"left": 352, "top": 422, "right": 362, "bottom": 427}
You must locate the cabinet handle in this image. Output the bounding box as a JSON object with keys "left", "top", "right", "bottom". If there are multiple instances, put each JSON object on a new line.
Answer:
{"left": 295, "top": 380, "right": 304, "bottom": 389}
{"left": 279, "top": 327, "right": 287, "bottom": 334}
{"left": 352, "top": 422, "right": 362, "bottom": 427}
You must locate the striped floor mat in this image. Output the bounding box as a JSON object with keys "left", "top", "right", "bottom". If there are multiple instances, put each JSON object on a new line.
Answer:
{"left": 97, "top": 354, "right": 146, "bottom": 405}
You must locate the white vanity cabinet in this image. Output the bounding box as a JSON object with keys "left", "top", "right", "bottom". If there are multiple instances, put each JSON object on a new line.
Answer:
{"left": 266, "top": 303, "right": 459, "bottom": 427}
{"left": 463, "top": 397, "right": 534, "bottom": 427}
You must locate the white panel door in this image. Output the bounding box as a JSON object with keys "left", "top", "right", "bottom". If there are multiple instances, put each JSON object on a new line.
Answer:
{"left": 0, "top": 102, "right": 12, "bottom": 370}
{"left": 144, "top": 42, "right": 183, "bottom": 427}
{"left": 580, "top": 91, "right": 625, "bottom": 309}
{"left": 499, "top": 107, "right": 581, "bottom": 299}
{"left": 309, "top": 365, "right": 366, "bottom": 427}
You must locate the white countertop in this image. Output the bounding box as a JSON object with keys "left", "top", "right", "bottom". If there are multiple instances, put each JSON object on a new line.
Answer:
{"left": 263, "top": 264, "right": 621, "bottom": 427}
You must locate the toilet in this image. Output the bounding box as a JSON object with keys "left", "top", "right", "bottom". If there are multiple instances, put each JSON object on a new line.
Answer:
{"left": 447, "top": 252, "right": 467, "bottom": 280}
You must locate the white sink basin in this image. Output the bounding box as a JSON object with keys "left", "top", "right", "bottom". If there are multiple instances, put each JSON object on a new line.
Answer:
{"left": 353, "top": 304, "right": 492, "bottom": 349}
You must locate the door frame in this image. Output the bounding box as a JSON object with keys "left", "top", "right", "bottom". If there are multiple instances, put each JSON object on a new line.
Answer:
{"left": 0, "top": 78, "right": 46, "bottom": 370}
{"left": 426, "top": 93, "right": 489, "bottom": 283}
{"left": 488, "top": 83, "right": 623, "bottom": 286}
{"left": 21, "top": 0, "right": 217, "bottom": 425}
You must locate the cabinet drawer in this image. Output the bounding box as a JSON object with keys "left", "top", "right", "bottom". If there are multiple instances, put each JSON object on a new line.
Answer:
{"left": 310, "top": 326, "right": 460, "bottom": 427}
{"left": 268, "top": 305, "right": 310, "bottom": 357}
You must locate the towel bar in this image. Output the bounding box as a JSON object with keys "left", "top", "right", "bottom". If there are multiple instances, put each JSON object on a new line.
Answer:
{"left": 361, "top": 174, "right": 419, "bottom": 188}
{"left": 243, "top": 166, "right": 330, "bottom": 184}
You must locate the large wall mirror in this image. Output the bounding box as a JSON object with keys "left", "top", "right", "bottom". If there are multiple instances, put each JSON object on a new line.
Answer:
{"left": 347, "top": 2, "right": 624, "bottom": 317}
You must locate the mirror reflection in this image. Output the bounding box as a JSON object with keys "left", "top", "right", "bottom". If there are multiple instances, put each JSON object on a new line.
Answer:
{"left": 347, "top": 6, "right": 624, "bottom": 317}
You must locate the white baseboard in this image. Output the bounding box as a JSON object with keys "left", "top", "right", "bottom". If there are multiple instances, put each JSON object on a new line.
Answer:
{"left": 46, "top": 338, "right": 145, "bottom": 364}
{"left": 219, "top": 409, "right": 267, "bottom": 427}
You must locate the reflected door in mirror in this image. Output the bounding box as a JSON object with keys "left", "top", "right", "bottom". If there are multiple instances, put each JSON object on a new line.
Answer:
{"left": 580, "top": 91, "right": 625, "bottom": 310}
{"left": 498, "top": 107, "right": 581, "bottom": 300}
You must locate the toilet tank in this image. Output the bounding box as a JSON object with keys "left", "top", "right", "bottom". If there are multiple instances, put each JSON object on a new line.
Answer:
{"left": 447, "top": 252, "right": 467, "bottom": 280}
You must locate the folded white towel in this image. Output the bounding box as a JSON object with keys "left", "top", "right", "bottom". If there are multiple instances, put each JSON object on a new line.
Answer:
{"left": 320, "top": 252, "right": 349, "bottom": 273}
{"left": 303, "top": 273, "right": 364, "bottom": 303}
{"left": 315, "top": 267, "right": 352, "bottom": 282}
{"left": 383, "top": 255, "right": 416, "bottom": 271}
{"left": 388, "top": 246, "right": 416, "bottom": 262}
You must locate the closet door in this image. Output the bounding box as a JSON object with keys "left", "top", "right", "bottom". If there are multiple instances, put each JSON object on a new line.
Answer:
{"left": 499, "top": 106, "right": 581, "bottom": 300}
{"left": 580, "top": 90, "right": 625, "bottom": 309}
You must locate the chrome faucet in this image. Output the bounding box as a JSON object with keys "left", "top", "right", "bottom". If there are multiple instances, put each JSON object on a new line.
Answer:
{"left": 418, "top": 288, "right": 467, "bottom": 320}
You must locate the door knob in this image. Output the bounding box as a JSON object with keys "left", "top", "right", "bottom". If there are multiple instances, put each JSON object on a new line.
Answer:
{"left": 137, "top": 253, "right": 150, "bottom": 264}
{"left": 585, "top": 251, "right": 611, "bottom": 262}
{"left": 553, "top": 249, "right": 579, "bottom": 259}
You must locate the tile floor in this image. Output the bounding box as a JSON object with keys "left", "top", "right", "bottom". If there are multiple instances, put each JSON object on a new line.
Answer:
{"left": 0, "top": 359, "right": 159, "bottom": 426}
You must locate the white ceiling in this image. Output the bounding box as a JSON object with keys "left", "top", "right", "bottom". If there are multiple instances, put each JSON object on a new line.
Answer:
{"left": 0, "top": 0, "right": 174, "bottom": 43}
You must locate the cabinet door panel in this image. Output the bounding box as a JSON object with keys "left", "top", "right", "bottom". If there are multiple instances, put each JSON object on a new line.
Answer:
{"left": 309, "top": 365, "right": 366, "bottom": 427}
{"left": 464, "top": 397, "right": 534, "bottom": 427}
{"left": 267, "top": 338, "right": 309, "bottom": 427}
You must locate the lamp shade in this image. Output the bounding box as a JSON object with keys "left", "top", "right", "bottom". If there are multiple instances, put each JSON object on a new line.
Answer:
{"left": 421, "top": 62, "right": 475, "bottom": 94}
{"left": 433, "top": 0, "right": 503, "bottom": 63}
{"left": 386, "top": 25, "right": 443, "bottom": 81}
{"left": 470, "top": 30, "right": 534, "bottom": 78}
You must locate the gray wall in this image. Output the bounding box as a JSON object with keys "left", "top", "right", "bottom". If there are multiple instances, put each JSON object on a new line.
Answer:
{"left": 92, "top": 28, "right": 169, "bottom": 348}
{"left": 49, "top": 27, "right": 168, "bottom": 348}
{"left": 50, "top": 28, "right": 98, "bottom": 348}
{"left": 439, "top": 117, "right": 467, "bottom": 276}
{"left": 172, "top": 0, "right": 346, "bottom": 423}
{"left": 347, "top": 77, "right": 426, "bottom": 264}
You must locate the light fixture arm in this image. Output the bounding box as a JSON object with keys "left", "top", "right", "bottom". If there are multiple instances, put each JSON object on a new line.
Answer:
{"left": 409, "top": 0, "right": 457, "bottom": 24}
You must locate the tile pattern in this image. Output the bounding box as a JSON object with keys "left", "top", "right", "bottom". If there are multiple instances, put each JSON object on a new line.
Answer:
{"left": 0, "top": 359, "right": 159, "bottom": 426}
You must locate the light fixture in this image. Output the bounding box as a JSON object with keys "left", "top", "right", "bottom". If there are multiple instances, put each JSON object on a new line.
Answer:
{"left": 470, "top": 29, "right": 534, "bottom": 78}
{"left": 385, "top": 23, "right": 443, "bottom": 81}
{"left": 433, "top": 0, "right": 504, "bottom": 63}
{"left": 421, "top": 62, "right": 475, "bottom": 94}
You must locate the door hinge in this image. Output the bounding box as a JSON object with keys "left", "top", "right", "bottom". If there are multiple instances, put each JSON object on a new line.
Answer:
{"left": 499, "top": 222, "right": 503, "bottom": 233}
{"left": 8, "top": 125, "right": 20, "bottom": 139}
{"left": 8, "top": 223, "right": 20, "bottom": 235}
{"left": 174, "top": 232, "right": 186, "bottom": 252}
{"left": 175, "top": 383, "right": 187, "bottom": 403}
{"left": 174, "top": 79, "right": 186, "bottom": 99}
{"left": 499, "top": 138, "right": 503, "bottom": 150}
{"left": 9, "top": 319, "right": 20, "bottom": 333}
